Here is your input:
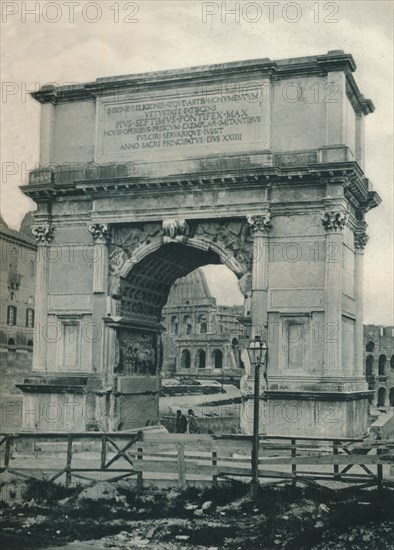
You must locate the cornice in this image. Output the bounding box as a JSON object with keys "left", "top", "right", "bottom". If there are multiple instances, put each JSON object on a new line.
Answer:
{"left": 31, "top": 51, "right": 372, "bottom": 114}
{"left": 21, "top": 160, "right": 381, "bottom": 213}
{"left": 0, "top": 231, "right": 37, "bottom": 251}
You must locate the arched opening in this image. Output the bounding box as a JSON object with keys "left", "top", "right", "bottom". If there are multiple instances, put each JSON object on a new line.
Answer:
{"left": 7, "top": 338, "right": 15, "bottom": 347}
{"left": 213, "top": 349, "right": 223, "bottom": 369}
{"left": 197, "top": 349, "right": 206, "bottom": 369}
{"left": 27, "top": 340, "right": 34, "bottom": 348}
{"left": 7, "top": 306, "right": 17, "bottom": 326}
{"left": 378, "top": 355, "right": 386, "bottom": 376}
{"left": 390, "top": 388, "right": 394, "bottom": 407}
{"left": 199, "top": 315, "right": 208, "bottom": 334}
{"left": 111, "top": 234, "right": 249, "bottom": 429}
{"left": 366, "top": 355, "right": 374, "bottom": 377}
{"left": 26, "top": 308, "right": 35, "bottom": 328}
{"left": 170, "top": 316, "right": 179, "bottom": 335}
{"left": 183, "top": 315, "right": 192, "bottom": 335}
{"left": 377, "top": 387, "right": 386, "bottom": 407}
{"left": 181, "top": 349, "right": 191, "bottom": 369}
{"left": 231, "top": 337, "right": 244, "bottom": 369}
{"left": 365, "top": 341, "right": 375, "bottom": 352}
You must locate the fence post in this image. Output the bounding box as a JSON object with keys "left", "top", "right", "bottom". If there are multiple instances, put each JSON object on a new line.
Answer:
{"left": 333, "top": 439, "right": 340, "bottom": 479}
{"left": 101, "top": 435, "right": 107, "bottom": 470}
{"left": 291, "top": 438, "right": 296, "bottom": 485}
{"left": 377, "top": 446, "right": 383, "bottom": 490}
{"left": 212, "top": 450, "right": 218, "bottom": 484}
{"left": 177, "top": 442, "right": 186, "bottom": 489}
{"left": 4, "top": 436, "right": 11, "bottom": 470}
{"left": 136, "top": 447, "right": 143, "bottom": 493}
{"left": 66, "top": 434, "right": 73, "bottom": 487}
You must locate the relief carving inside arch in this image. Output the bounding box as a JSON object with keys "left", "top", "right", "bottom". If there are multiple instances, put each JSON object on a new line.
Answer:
{"left": 108, "top": 219, "right": 253, "bottom": 322}
{"left": 116, "top": 329, "right": 157, "bottom": 376}
{"left": 194, "top": 219, "right": 253, "bottom": 272}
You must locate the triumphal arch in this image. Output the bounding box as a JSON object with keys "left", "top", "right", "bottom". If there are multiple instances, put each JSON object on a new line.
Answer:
{"left": 20, "top": 51, "right": 380, "bottom": 437}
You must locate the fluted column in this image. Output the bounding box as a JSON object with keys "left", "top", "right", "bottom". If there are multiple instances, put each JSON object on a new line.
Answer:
{"left": 31, "top": 225, "right": 55, "bottom": 372}
{"left": 247, "top": 213, "right": 271, "bottom": 341}
{"left": 88, "top": 223, "right": 110, "bottom": 293}
{"left": 354, "top": 230, "right": 368, "bottom": 378}
{"left": 321, "top": 209, "right": 347, "bottom": 375}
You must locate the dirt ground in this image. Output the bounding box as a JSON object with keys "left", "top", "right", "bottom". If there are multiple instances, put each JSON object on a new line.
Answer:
{"left": 1, "top": 474, "right": 393, "bottom": 549}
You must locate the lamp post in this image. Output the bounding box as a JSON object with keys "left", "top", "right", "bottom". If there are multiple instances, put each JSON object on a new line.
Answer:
{"left": 247, "top": 335, "right": 268, "bottom": 499}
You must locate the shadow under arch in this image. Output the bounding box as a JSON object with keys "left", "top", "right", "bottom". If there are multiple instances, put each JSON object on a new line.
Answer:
{"left": 118, "top": 238, "right": 247, "bottom": 323}
{"left": 119, "top": 236, "right": 247, "bottom": 281}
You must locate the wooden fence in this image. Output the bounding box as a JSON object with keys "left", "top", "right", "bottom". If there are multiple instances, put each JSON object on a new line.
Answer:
{"left": 0, "top": 431, "right": 393, "bottom": 491}
{"left": 0, "top": 431, "right": 142, "bottom": 486}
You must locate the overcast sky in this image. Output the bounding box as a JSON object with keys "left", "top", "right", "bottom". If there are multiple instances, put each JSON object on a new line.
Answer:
{"left": 1, "top": 1, "right": 393, "bottom": 323}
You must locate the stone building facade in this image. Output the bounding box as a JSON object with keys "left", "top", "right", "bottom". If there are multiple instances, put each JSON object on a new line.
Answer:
{"left": 18, "top": 51, "right": 381, "bottom": 437}
{"left": 364, "top": 325, "right": 394, "bottom": 408}
{"left": 0, "top": 213, "right": 36, "bottom": 430}
{"left": 162, "top": 268, "right": 245, "bottom": 381}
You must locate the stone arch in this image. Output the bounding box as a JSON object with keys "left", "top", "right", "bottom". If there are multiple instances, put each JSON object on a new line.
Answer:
{"left": 119, "top": 235, "right": 248, "bottom": 281}
{"left": 213, "top": 349, "right": 223, "bottom": 369}
{"left": 170, "top": 316, "right": 179, "bottom": 335}
{"left": 377, "top": 387, "right": 386, "bottom": 407}
{"left": 181, "top": 349, "right": 191, "bottom": 370}
{"left": 378, "top": 354, "right": 386, "bottom": 376}
{"left": 107, "top": 221, "right": 251, "bottom": 429}
{"left": 365, "top": 355, "right": 374, "bottom": 377}
{"left": 390, "top": 388, "right": 394, "bottom": 407}
{"left": 365, "top": 341, "right": 375, "bottom": 352}
{"left": 232, "top": 337, "right": 244, "bottom": 369}
{"left": 197, "top": 349, "right": 206, "bottom": 369}
{"left": 199, "top": 314, "right": 208, "bottom": 334}
{"left": 183, "top": 315, "right": 192, "bottom": 335}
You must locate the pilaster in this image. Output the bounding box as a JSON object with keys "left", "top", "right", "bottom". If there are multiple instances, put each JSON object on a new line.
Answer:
{"left": 354, "top": 228, "right": 368, "bottom": 378}
{"left": 88, "top": 223, "right": 110, "bottom": 293}
{"left": 31, "top": 224, "right": 55, "bottom": 372}
{"left": 247, "top": 212, "right": 271, "bottom": 341}
{"left": 321, "top": 209, "right": 347, "bottom": 375}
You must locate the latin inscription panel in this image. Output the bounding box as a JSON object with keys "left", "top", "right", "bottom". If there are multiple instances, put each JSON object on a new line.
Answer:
{"left": 96, "top": 86, "right": 264, "bottom": 162}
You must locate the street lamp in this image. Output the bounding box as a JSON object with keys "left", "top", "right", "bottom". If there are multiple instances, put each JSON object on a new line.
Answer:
{"left": 247, "top": 335, "right": 268, "bottom": 499}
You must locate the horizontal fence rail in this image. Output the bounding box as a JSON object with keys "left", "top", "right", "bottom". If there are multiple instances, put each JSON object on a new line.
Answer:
{"left": 0, "top": 431, "right": 143, "bottom": 487}
{"left": 0, "top": 432, "right": 393, "bottom": 491}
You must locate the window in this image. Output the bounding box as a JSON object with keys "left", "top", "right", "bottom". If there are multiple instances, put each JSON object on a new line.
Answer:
{"left": 199, "top": 315, "right": 208, "bottom": 334}
{"left": 390, "top": 388, "right": 394, "bottom": 407}
{"left": 390, "top": 356, "right": 394, "bottom": 370}
{"left": 10, "top": 292, "right": 16, "bottom": 301}
{"left": 27, "top": 340, "right": 34, "bottom": 348}
{"left": 183, "top": 315, "right": 192, "bottom": 335}
{"left": 377, "top": 387, "right": 386, "bottom": 407}
{"left": 197, "top": 349, "right": 206, "bottom": 369}
{"left": 214, "top": 349, "right": 223, "bottom": 369}
{"left": 28, "top": 296, "right": 34, "bottom": 305}
{"left": 366, "top": 355, "right": 374, "bottom": 377}
{"left": 378, "top": 355, "right": 386, "bottom": 376}
{"left": 365, "top": 341, "right": 374, "bottom": 352}
{"left": 181, "top": 349, "right": 191, "bottom": 369}
{"left": 26, "top": 308, "right": 35, "bottom": 328}
{"left": 7, "top": 338, "right": 15, "bottom": 346}
{"left": 9, "top": 247, "right": 18, "bottom": 272}
{"left": 170, "top": 316, "right": 179, "bottom": 335}
{"left": 7, "top": 306, "right": 17, "bottom": 325}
